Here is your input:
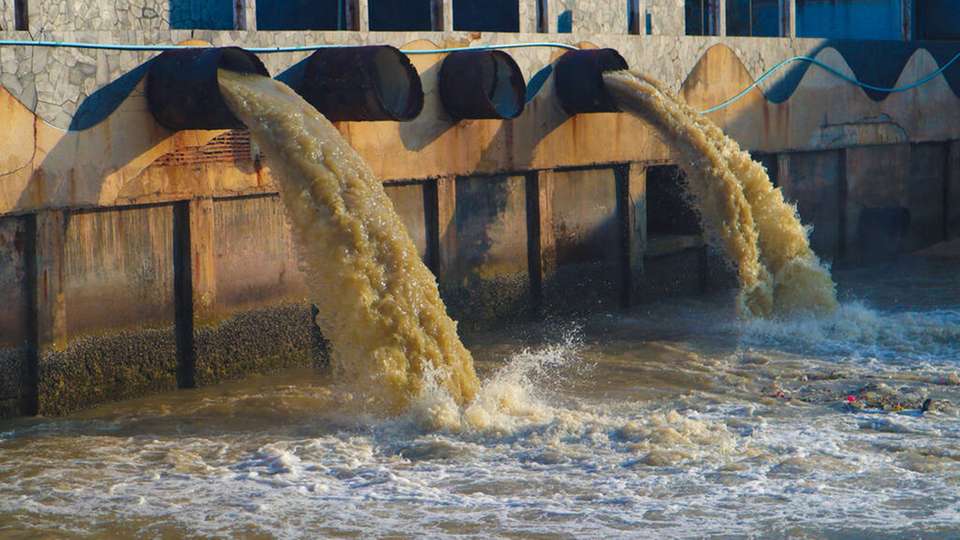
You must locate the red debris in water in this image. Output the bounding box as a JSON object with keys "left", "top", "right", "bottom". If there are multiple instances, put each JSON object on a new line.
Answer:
{"left": 846, "top": 395, "right": 857, "bottom": 403}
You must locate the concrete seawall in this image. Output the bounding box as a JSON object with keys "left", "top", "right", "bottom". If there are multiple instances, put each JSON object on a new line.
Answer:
{"left": 2, "top": 31, "right": 959, "bottom": 417}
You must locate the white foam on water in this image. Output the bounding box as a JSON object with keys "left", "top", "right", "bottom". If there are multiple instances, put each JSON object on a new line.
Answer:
{"left": 2, "top": 330, "right": 959, "bottom": 538}
{"left": 740, "top": 301, "right": 960, "bottom": 366}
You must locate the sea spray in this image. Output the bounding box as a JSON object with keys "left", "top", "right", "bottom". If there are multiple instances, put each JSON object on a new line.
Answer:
{"left": 603, "top": 70, "right": 838, "bottom": 317}
{"left": 217, "top": 70, "right": 479, "bottom": 410}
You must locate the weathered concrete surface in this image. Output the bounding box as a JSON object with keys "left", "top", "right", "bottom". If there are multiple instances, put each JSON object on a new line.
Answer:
{"left": 906, "top": 143, "right": 947, "bottom": 252}
{"left": 385, "top": 182, "right": 430, "bottom": 262}
{"left": 541, "top": 168, "right": 621, "bottom": 312}
{"left": 192, "top": 195, "right": 318, "bottom": 386}
{"left": 64, "top": 206, "right": 175, "bottom": 337}
{"left": 844, "top": 145, "right": 911, "bottom": 264}
{"left": 950, "top": 142, "right": 960, "bottom": 240}
{"left": 778, "top": 150, "right": 844, "bottom": 262}
{"left": 34, "top": 205, "right": 180, "bottom": 415}
{"left": 439, "top": 174, "right": 532, "bottom": 326}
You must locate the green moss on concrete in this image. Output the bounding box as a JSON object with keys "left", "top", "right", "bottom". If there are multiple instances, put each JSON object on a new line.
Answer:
{"left": 193, "top": 303, "right": 327, "bottom": 388}
{"left": 37, "top": 328, "right": 178, "bottom": 416}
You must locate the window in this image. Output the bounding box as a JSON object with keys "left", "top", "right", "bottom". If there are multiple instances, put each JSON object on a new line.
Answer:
{"left": 369, "top": 0, "right": 433, "bottom": 31}
{"left": 257, "top": 0, "right": 357, "bottom": 31}
{"left": 686, "top": 0, "right": 718, "bottom": 35}
{"left": 453, "top": 0, "right": 519, "bottom": 32}
{"left": 628, "top": 0, "right": 641, "bottom": 34}
{"left": 170, "top": 0, "right": 235, "bottom": 29}
{"left": 726, "top": 0, "right": 780, "bottom": 37}
{"left": 915, "top": 0, "right": 960, "bottom": 41}
{"left": 797, "top": 0, "right": 902, "bottom": 40}
{"left": 14, "top": 0, "right": 27, "bottom": 30}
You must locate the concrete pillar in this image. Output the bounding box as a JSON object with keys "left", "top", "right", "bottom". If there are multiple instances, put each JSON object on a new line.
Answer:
{"left": 429, "top": 0, "right": 442, "bottom": 31}
{"left": 26, "top": 210, "right": 68, "bottom": 415}
{"left": 442, "top": 0, "right": 454, "bottom": 31}
{"left": 31, "top": 210, "right": 67, "bottom": 355}
{"left": 527, "top": 170, "right": 556, "bottom": 308}
{"left": 356, "top": 0, "right": 369, "bottom": 31}
{"left": 435, "top": 175, "right": 457, "bottom": 276}
{"left": 714, "top": 0, "right": 726, "bottom": 36}
{"left": 234, "top": 0, "right": 256, "bottom": 30}
{"left": 901, "top": 0, "right": 913, "bottom": 41}
{"left": 188, "top": 199, "right": 217, "bottom": 318}
{"left": 620, "top": 163, "right": 646, "bottom": 305}
{"left": 780, "top": 0, "right": 796, "bottom": 37}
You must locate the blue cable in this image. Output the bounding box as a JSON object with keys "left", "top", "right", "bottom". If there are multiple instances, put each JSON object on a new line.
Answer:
{"left": 699, "top": 52, "right": 960, "bottom": 114}
{"left": 0, "top": 39, "right": 579, "bottom": 53}
{"left": 1, "top": 39, "right": 957, "bottom": 114}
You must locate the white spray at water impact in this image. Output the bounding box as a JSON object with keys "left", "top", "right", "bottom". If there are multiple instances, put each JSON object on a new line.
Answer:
{"left": 218, "top": 70, "right": 566, "bottom": 429}
{"left": 603, "top": 70, "right": 839, "bottom": 318}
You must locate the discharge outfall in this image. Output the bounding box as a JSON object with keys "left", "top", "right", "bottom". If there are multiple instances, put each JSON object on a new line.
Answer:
{"left": 603, "top": 70, "right": 838, "bottom": 317}
{"left": 218, "top": 70, "right": 479, "bottom": 411}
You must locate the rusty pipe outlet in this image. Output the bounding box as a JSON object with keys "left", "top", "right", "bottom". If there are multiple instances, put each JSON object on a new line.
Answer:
{"left": 146, "top": 47, "right": 270, "bottom": 131}
{"left": 553, "top": 49, "right": 629, "bottom": 115}
{"left": 291, "top": 45, "right": 424, "bottom": 122}
{"left": 438, "top": 50, "right": 527, "bottom": 120}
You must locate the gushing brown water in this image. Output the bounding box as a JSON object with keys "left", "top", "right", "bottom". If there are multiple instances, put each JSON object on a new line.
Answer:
{"left": 217, "top": 70, "right": 479, "bottom": 410}
{"left": 603, "top": 70, "right": 838, "bottom": 317}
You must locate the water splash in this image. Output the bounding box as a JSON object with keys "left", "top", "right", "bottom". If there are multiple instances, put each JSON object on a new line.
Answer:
{"left": 603, "top": 70, "right": 838, "bottom": 318}
{"left": 218, "top": 70, "right": 479, "bottom": 411}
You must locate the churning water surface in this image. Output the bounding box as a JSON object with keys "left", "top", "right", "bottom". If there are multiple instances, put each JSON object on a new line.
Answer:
{"left": 1, "top": 256, "right": 958, "bottom": 539}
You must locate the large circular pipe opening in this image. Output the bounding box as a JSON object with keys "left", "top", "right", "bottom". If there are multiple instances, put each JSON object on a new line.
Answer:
{"left": 147, "top": 47, "right": 269, "bottom": 131}
{"left": 297, "top": 46, "right": 424, "bottom": 122}
{"left": 553, "top": 49, "right": 629, "bottom": 115}
{"left": 439, "top": 50, "right": 526, "bottom": 120}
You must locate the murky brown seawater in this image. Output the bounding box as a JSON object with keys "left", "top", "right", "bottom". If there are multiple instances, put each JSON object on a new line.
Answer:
{"left": 1, "top": 257, "right": 958, "bottom": 539}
